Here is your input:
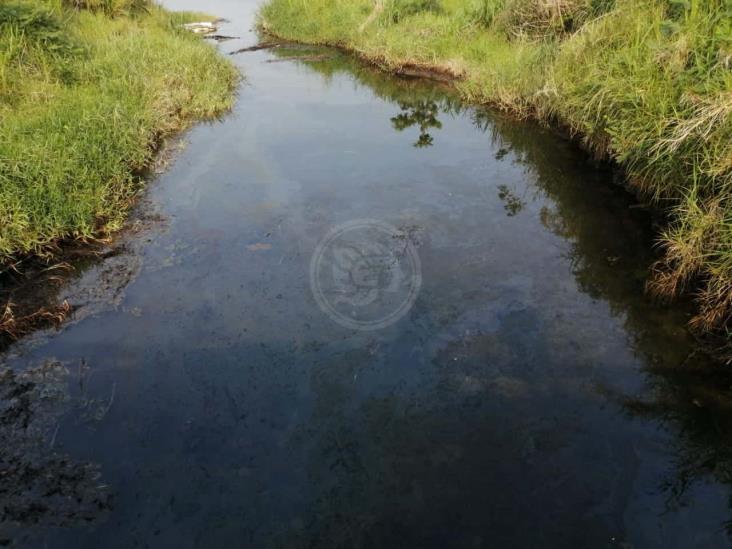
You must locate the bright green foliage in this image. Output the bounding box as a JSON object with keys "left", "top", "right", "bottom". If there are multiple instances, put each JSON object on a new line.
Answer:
{"left": 0, "top": 0, "right": 238, "bottom": 263}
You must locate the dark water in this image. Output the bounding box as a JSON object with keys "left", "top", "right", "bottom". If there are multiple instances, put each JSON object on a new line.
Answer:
{"left": 4, "top": 1, "right": 732, "bottom": 547}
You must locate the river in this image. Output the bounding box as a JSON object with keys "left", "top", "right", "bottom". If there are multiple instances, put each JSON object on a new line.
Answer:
{"left": 3, "top": 0, "right": 732, "bottom": 547}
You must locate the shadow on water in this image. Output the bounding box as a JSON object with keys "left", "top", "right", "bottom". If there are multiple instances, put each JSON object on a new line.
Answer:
{"left": 286, "top": 48, "right": 699, "bottom": 361}
{"left": 262, "top": 48, "right": 732, "bottom": 545}
{"left": 3, "top": 41, "right": 732, "bottom": 548}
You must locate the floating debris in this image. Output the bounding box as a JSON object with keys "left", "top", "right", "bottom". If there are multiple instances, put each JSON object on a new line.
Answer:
{"left": 203, "top": 35, "right": 240, "bottom": 42}
{"left": 265, "top": 54, "right": 334, "bottom": 64}
{"left": 229, "top": 43, "right": 282, "bottom": 55}
{"left": 182, "top": 21, "right": 217, "bottom": 34}
{"left": 247, "top": 243, "right": 272, "bottom": 252}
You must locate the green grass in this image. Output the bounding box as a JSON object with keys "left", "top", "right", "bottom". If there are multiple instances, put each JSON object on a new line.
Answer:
{"left": 260, "top": 0, "right": 732, "bottom": 341}
{"left": 0, "top": 0, "right": 239, "bottom": 265}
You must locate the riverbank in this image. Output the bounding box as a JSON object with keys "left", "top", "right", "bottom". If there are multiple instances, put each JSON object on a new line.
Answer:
{"left": 259, "top": 0, "right": 731, "bottom": 352}
{"left": 0, "top": 0, "right": 238, "bottom": 268}
{"left": 7, "top": 0, "right": 732, "bottom": 544}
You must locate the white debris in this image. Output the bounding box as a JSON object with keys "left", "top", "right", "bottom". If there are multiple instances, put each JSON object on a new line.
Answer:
{"left": 182, "top": 21, "right": 217, "bottom": 34}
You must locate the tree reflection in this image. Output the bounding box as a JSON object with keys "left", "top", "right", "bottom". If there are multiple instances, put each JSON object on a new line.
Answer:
{"left": 597, "top": 370, "right": 732, "bottom": 533}
{"left": 497, "top": 184, "right": 526, "bottom": 216}
{"left": 278, "top": 48, "right": 464, "bottom": 148}
{"left": 471, "top": 106, "right": 732, "bottom": 536}
{"left": 292, "top": 53, "right": 732, "bottom": 538}
{"left": 391, "top": 100, "right": 443, "bottom": 147}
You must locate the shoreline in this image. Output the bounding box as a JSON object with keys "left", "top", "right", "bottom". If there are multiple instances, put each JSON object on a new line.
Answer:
{"left": 258, "top": 0, "right": 732, "bottom": 359}
{"left": 0, "top": 1, "right": 239, "bottom": 344}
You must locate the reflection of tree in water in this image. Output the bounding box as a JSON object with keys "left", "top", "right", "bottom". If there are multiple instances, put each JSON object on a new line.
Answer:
{"left": 497, "top": 184, "right": 525, "bottom": 216}
{"left": 287, "top": 50, "right": 463, "bottom": 149}
{"left": 470, "top": 107, "right": 687, "bottom": 361}
{"left": 470, "top": 106, "right": 732, "bottom": 537}
{"left": 391, "top": 100, "right": 443, "bottom": 147}
{"left": 273, "top": 328, "right": 732, "bottom": 547}
{"left": 599, "top": 371, "right": 732, "bottom": 534}
{"left": 273, "top": 50, "right": 732, "bottom": 539}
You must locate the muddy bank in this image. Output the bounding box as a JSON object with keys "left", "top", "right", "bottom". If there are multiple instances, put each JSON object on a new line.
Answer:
{"left": 0, "top": 130, "right": 187, "bottom": 353}
{"left": 0, "top": 207, "right": 162, "bottom": 355}
{"left": 258, "top": 28, "right": 463, "bottom": 84}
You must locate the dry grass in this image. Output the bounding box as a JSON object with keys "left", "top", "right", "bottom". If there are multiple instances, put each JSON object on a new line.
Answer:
{"left": 496, "top": 0, "right": 603, "bottom": 40}
{"left": 0, "top": 300, "right": 71, "bottom": 340}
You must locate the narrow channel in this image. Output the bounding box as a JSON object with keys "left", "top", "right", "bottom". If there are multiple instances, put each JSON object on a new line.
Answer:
{"left": 4, "top": 0, "right": 732, "bottom": 547}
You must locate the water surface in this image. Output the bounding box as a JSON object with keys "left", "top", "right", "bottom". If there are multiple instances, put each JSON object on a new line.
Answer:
{"left": 4, "top": 1, "right": 732, "bottom": 547}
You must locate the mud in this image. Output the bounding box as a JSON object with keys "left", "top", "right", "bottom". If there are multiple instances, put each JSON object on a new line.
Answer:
{"left": 0, "top": 142, "right": 175, "bottom": 354}
{"left": 0, "top": 362, "right": 111, "bottom": 545}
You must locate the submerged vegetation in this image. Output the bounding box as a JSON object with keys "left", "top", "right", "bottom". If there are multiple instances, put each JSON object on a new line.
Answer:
{"left": 0, "top": 0, "right": 238, "bottom": 267}
{"left": 260, "top": 0, "right": 732, "bottom": 348}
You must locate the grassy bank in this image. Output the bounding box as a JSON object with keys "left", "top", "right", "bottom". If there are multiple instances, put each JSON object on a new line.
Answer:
{"left": 0, "top": 0, "right": 238, "bottom": 267}
{"left": 260, "top": 0, "right": 732, "bottom": 345}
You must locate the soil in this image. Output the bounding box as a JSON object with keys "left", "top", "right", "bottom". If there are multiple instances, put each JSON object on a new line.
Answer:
{"left": 0, "top": 361, "right": 112, "bottom": 543}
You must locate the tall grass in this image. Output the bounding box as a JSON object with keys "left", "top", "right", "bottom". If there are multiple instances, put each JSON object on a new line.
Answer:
{"left": 0, "top": 0, "right": 238, "bottom": 266}
{"left": 260, "top": 0, "right": 732, "bottom": 342}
